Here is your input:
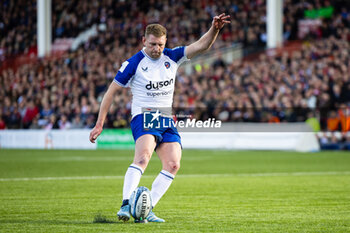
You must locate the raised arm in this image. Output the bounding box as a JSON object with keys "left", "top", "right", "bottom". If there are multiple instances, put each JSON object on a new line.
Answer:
{"left": 185, "top": 13, "right": 230, "bottom": 59}
{"left": 89, "top": 81, "right": 121, "bottom": 143}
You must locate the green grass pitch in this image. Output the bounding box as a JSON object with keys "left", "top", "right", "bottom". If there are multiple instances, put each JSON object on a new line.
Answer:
{"left": 0, "top": 149, "right": 349, "bottom": 232}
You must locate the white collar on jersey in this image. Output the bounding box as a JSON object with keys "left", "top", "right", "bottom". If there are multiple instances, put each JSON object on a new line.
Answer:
{"left": 142, "top": 47, "right": 164, "bottom": 61}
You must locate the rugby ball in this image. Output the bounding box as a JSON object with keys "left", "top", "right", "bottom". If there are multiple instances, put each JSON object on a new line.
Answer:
{"left": 129, "top": 186, "right": 152, "bottom": 220}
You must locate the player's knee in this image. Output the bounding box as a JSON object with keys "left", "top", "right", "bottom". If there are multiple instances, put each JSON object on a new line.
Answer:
{"left": 134, "top": 156, "right": 150, "bottom": 166}
{"left": 134, "top": 150, "right": 152, "bottom": 166}
{"left": 166, "top": 161, "right": 180, "bottom": 174}
{"left": 134, "top": 158, "right": 147, "bottom": 167}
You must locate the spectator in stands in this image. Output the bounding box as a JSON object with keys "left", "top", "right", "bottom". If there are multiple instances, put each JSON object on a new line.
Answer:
{"left": 22, "top": 99, "right": 39, "bottom": 129}
{"left": 305, "top": 112, "right": 321, "bottom": 132}
{"left": 40, "top": 101, "right": 53, "bottom": 119}
{"left": 338, "top": 105, "right": 350, "bottom": 132}
{"left": 71, "top": 115, "right": 84, "bottom": 129}
{"left": 0, "top": 109, "right": 6, "bottom": 130}
{"left": 45, "top": 114, "right": 59, "bottom": 130}
{"left": 29, "top": 115, "right": 41, "bottom": 129}
{"left": 58, "top": 114, "right": 71, "bottom": 130}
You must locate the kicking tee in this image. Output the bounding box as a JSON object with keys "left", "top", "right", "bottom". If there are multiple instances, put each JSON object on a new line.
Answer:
{"left": 114, "top": 47, "right": 189, "bottom": 118}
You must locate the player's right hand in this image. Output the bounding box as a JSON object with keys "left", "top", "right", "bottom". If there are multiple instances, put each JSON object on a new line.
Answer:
{"left": 89, "top": 126, "right": 102, "bottom": 143}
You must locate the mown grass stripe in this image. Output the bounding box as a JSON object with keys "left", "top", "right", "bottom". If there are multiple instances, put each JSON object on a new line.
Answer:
{"left": 1, "top": 171, "right": 349, "bottom": 182}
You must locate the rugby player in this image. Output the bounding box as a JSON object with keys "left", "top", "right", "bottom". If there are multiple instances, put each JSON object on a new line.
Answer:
{"left": 90, "top": 13, "right": 230, "bottom": 222}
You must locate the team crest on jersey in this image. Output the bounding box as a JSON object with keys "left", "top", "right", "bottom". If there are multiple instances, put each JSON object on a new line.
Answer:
{"left": 164, "top": 62, "right": 170, "bottom": 69}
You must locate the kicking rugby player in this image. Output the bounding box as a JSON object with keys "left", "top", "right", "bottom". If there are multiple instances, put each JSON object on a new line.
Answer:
{"left": 90, "top": 13, "right": 230, "bottom": 222}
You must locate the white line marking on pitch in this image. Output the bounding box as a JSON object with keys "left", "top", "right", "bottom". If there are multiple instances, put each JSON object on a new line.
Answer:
{"left": 0, "top": 171, "right": 349, "bottom": 182}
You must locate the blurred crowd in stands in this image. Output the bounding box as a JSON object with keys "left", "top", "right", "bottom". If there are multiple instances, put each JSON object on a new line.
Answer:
{"left": 3, "top": 0, "right": 349, "bottom": 61}
{"left": 0, "top": 0, "right": 350, "bottom": 150}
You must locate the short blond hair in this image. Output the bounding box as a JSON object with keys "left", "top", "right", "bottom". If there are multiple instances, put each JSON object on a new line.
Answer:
{"left": 145, "top": 24, "right": 167, "bottom": 37}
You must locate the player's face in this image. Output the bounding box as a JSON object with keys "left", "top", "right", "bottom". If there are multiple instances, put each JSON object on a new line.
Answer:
{"left": 143, "top": 34, "right": 166, "bottom": 59}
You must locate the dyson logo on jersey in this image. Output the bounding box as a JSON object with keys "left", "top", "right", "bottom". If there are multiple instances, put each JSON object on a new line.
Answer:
{"left": 145, "top": 79, "right": 174, "bottom": 90}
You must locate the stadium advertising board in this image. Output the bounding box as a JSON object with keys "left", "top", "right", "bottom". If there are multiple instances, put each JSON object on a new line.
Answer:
{"left": 0, "top": 130, "right": 95, "bottom": 149}
{"left": 96, "top": 129, "right": 134, "bottom": 149}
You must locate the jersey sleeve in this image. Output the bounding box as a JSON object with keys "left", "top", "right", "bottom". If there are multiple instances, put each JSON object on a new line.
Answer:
{"left": 114, "top": 51, "right": 144, "bottom": 87}
{"left": 163, "top": 46, "right": 189, "bottom": 65}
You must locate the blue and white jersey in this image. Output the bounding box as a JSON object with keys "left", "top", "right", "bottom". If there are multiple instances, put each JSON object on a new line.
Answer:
{"left": 114, "top": 46, "right": 189, "bottom": 118}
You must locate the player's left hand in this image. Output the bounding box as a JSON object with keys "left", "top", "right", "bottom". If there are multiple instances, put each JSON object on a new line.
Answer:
{"left": 212, "top": 13, "right": 231, "bottom": 31}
